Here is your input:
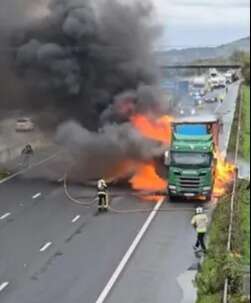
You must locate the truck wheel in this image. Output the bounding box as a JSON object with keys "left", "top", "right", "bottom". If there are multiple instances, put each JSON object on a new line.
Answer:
{"left": 168, "top": 191, "right": 177, "bottom": 202}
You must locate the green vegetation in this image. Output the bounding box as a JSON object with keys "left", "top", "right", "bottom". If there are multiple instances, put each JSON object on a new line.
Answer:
{"left": 196, "top": 194, "right": 234, "bottom": 303}
{"left": 196, "top": 84, "right": 250, "bottom": 302}
{"left": 196, "top": 181, "right": 250, "bottom": 303}
{"left": 241, "top": 86, "right": 250, "bottom": 161}
{"left": 228, "top": 88, "right": 241, "bottom": 154}
{"left": 239, "top": 84, "right": 250, "bottom": 266}
{"left": 230, "top": 51, "right": 250, "bottom": 85}
{"left": 240, "top": 183, "right": 250, "bottom": 266}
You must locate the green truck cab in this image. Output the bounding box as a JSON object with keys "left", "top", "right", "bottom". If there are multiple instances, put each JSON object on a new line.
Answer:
{"left": 165, "top": 115, "right": 220, "bottom": 201}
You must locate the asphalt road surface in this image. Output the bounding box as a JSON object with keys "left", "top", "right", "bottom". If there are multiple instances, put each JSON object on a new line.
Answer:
{"left": 0, "top": 82, "right": 240, "bottom": 303}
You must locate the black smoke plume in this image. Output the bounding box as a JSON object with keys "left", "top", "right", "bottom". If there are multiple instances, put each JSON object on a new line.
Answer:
{"left": 0, "top": 0, "right": 169, "bottom": 182}
{"left": 8, "top": 0, "right": 161, "bottom": 128}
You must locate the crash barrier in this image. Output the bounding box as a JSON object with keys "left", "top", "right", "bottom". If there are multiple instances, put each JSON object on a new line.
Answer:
{"left": 223, "top": 83, "right": 243, "bottom": 303}
{"left": 0, "top": 137, "right": 46, "bottom": 165}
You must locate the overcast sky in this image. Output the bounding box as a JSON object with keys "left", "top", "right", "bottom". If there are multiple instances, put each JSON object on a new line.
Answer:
{"left": 154, "top": 0, "right": 250, "bottom": 49}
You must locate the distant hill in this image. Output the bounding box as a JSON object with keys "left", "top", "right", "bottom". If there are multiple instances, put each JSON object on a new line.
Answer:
{"left": 156, "top": 37, "right": 250, "bottom": 64}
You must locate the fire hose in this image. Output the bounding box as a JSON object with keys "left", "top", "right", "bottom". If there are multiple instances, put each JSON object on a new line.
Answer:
{"left": 63, "top": 173, "right": 206, "bottom": 214}
{"left": 64, "top": 173, "right": 98, "bottom": 207}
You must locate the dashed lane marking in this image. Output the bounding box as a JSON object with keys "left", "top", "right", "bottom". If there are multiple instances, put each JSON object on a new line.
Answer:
{"left": 0, "top": 213, "right": 11, "bottom": 220}
{"left": 72, "top": 215, "right": 81, "bottom": 223}
{"left": 40, "top": 242, "right": 52, "bottom": 252}
{"left": 0, "top": 282, "right": 9, "bottom": 293}
{"left": 32, "top": 193, "right": 42, "bottom": 199}
{"left": 95, "top": 197, "right": 164, "bottom": 303}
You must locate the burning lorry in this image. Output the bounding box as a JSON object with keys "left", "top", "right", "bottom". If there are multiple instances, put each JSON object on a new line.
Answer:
{"left": 164, "top": 115, "right": 220, "bottom": 201}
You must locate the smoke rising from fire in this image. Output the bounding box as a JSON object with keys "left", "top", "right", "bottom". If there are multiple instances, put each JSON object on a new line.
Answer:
{"left": 56, "top": 121, "right": 165, "bottom": 182}
{"left": 0, "top": 0, "right": 170, "bottom": 182}
{"left": 1, "top": 0, "right": 161, "bottom": 128}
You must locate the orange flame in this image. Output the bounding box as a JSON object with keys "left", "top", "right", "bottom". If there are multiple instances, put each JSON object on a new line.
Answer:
{"left": 213, "top": 151, "right": 236, "bottom": 197}
{"left": 129, "top": 114, "right": 172, "bottom": 194}
{"left": 129, "top": 163, "right": 167, "bottom": 192}
{"left": 129, "top": 113, "right": 235, "bottom": 200}
{"left": 130, "top": 114, "right": 173, "bottom": 144}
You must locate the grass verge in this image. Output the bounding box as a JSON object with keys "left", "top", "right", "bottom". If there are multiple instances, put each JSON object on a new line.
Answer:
{"left": 241, "top": 86, "right": 250, "bottom": 161}
{"left": 196, "top": 181, "right": 250, "bottom": 303}
{"left": 196, "top": 84, "right": 250, "bottom": 302}
{"left": 228, "top": 86, "right": 241, "bottom": 154}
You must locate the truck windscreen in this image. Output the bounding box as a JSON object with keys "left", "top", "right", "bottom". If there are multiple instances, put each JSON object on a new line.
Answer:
{"left": 175, "top": 124, "right": 208, "bottom": 135}
{"left": 171, "top": 152, "right": 211, "bottom": 167}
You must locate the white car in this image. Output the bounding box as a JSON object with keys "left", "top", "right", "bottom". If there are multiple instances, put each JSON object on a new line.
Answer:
{"left": 16, "top": 118, "right": 35, "bottom": 132}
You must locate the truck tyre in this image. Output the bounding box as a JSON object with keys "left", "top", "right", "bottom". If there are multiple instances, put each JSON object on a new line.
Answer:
{"left": 168, "top": 191, "right": 177, "bottom": 202}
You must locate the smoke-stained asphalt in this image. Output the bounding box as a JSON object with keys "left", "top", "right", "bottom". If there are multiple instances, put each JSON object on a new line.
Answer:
{"left": 0, "top": 82, "right": 240, "bottom": 303}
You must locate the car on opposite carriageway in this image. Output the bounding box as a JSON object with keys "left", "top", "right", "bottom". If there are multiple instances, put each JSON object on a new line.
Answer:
{"left": 16, "top": 117, "right": 35, "bottom": 132}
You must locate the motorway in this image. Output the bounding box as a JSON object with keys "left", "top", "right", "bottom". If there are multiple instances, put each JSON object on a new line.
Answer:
{"left": 0, "top": 82, "right": 240, "bottom": 303}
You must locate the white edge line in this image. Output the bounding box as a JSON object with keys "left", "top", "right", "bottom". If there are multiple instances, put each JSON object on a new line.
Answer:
{"left": 0, "top": 282, "right": 10, "bottom": 292}
{"left": 0, "top": 153, "right": 59, "bottom": 185}
{"left": 95, "top": 197, "right": 164, "bottom": 303}
{"left": 32, "top": 193, "right": 42, "bottom": 199}
{"left": 0, "top": 213, "right": 11, "bottom": 220}
{"left": 72, "top": 215, "right": 81, "bottom": 223}
{"left": 40, "top": 242, "right": 52, "bottom": 252}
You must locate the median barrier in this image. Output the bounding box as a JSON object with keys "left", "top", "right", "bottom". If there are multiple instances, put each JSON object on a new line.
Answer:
{"left": 0, "top": 137, "right": 47, "bottom": 165}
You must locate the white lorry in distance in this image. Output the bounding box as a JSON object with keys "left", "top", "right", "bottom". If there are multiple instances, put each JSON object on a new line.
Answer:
{"left": 192, "top": 76, "right": 207, "bottom": 96}
{"left": 208, "top": 69, "right": 226, "bottom": 89}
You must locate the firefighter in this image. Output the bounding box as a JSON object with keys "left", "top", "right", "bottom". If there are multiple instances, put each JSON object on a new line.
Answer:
{"left": 191, "top": 207, "right": 209, "bottom": 253}
{"left": 21, "top": 144, "right": 34, "bottom": 168}
{"left": 97, "top": 179, "right": 108, "bottom": 212}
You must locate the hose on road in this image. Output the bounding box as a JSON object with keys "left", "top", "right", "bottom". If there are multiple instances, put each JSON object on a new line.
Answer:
{"left": 63, "top": 173, "right": 206, "bottom": 214}
{"left": 64, "top": 173, "right": 98, "bottom": 207}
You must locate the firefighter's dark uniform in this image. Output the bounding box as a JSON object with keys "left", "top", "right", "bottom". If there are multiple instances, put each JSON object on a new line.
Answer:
{"left": 21, "top": 144, "right": 34, "bottom": 168}
{"left": 97, "top": 180, "right": 108, "bottom": 212}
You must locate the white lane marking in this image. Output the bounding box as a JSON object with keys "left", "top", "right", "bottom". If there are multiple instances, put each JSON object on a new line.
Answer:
{"left": 40, "top": 242, "right": 52, "bottom": 252}
{"left": 32, "top": 193, "right": 42, "bottom": 199}
{"left": 72, "top": 215, "right": 81, "bottom": 223}
{"left": 95, "top": 198, "right": 164, "bottom": 303}
{"left": 0, "top": 282, "right": 9, "bottom": 293}
{"left": 0, "top": 213, "right": 11, "bottom": 220}
{"left": 0, "top": 153, "right": 59, "bottom": 185}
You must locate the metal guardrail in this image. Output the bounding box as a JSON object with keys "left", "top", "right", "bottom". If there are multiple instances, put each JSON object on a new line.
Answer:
{"left": 223, "top": 82, "right": 243, "bottom": 303}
